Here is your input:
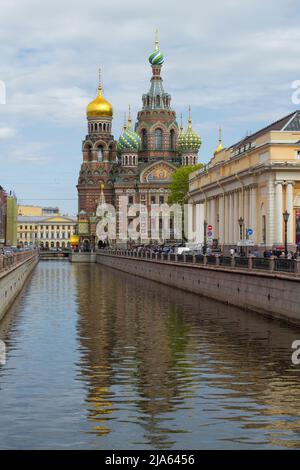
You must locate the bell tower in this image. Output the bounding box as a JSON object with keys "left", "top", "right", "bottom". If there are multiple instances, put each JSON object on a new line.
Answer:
{"left": 136, "top": 31, "right": 179, "bottom": 163}
{"left": 77, "top": 71, "right": 116, "bottom": 248}
{"left": 77, "top": 70, "right": 116, "bottom": 212}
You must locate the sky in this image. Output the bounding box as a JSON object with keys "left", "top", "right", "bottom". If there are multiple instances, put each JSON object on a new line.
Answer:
{"left": 0, "top": 0, "right": 299, "bottom": 215}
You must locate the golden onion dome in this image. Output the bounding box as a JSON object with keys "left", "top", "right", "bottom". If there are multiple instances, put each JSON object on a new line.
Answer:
{"left": 86, "top": 86, "right": 113, "bottom": 118}
{"left": 70, "top": 234, "right": 80, "bottom": 245}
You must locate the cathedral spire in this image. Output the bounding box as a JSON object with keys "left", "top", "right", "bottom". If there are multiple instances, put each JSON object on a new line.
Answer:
{"left": 127, "top": 104, "right": 132, "bottom": 128}
{"left": 154, "top": 29, "right": 159, "bottom": 51}
{"left": 180, "top": 113, "right": 184, "bottom": 133}
{"left": 98, "top": 68, "right": 102, "bottom": 90}
{"left": 214, "top": 126, "right": 223, "bottom": 154}
{"left": 123, "top": 112, "right": 127, "bottom": 131}
{"left": 188, "top": 105, "right": 192, "bottom": 129}
{"left": 143, "top": 33, "right": 171, "bottom": 110}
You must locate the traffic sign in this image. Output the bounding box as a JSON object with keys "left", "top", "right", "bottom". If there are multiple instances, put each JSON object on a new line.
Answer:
{"left": 208, "top": 225, "right": 213, "bottom": 231}
{"left": 207, "top": 230, "right": 213, "bottom": 237}
{"left": 247, "top": 228, "right": 253, "bottom": 236}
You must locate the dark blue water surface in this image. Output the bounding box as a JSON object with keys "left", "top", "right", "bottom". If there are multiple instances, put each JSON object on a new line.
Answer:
{"left": 0, "top": 261, "right": 300, "bottom": 449}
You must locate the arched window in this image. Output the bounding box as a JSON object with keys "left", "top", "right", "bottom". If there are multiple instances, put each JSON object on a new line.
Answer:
{"left": 170, "top": 129, "right": 175, "bottom": 150}
{"left": 97, "top": 145, "right": 103, "bottom": 162}
{"left": 87, "top": 145, "right": 92, "bottom": 162}
{"left": 155, "top": 128, "right": 163, "bottom": 150}
{"left": 108, "top": 144, "right": 114, "bottom": 161}
{"left": 142, "top": 129, "right": 148, "bottom": 150}
{"left": 156, "top": 95, "right": 160, "bottom": 107}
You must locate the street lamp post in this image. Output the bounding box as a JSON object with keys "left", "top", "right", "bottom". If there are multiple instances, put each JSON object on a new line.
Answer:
{"left": 283, "top": 210, "right": 290, "bottom": 258}
{"left": 238, "top": 217, "right": 244, "bottom": 256}
{"left": 203, "top": 220, "right": 207, "bottom": 254}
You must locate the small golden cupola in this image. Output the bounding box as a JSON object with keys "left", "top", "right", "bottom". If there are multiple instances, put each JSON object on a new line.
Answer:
{"left": 214, "top": 126, "right": 223, "bottom": 154}
{"left": 86, "top": 70, "right": 113, "bottom": 118}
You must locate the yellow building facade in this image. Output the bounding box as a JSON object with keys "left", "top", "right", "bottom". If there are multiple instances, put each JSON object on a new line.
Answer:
{"left": 18, "top": 215, "right": 77, "bottom": 249}
{"left": 188, "top": 111, "right": 300, "bottom": 252}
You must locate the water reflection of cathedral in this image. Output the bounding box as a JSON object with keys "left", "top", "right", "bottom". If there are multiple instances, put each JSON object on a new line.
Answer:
{"left": 77, "top": 32, "right": 202, "bottom": 248}
{"left": 74, "top": 264, "right": 300, "bottom": 448}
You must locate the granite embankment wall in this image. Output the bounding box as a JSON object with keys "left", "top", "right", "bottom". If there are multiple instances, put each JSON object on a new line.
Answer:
{"left": 0, "top": 251, "right": 39, "bottom": 321}
{"left": 96, "top": 253, "right": 300, "bottom": 325}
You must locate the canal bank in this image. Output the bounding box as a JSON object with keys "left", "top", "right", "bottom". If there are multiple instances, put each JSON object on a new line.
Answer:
{"left": 92, "top": 252, "right": 300, "bottom": 326}
{"left": 0, "top": 251, "right": 39, "bottom": 321}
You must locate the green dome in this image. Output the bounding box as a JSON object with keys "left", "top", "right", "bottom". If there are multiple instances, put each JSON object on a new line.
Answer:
{"left": 177, "top": 127, "right": 201, "bottom": 153}
{"left": 148, "top": 30, "right": 164, "bottom": 66}
{"left": 177, "top": 111, "right": 201, "bottom": 153}
{"left": 117, "top": 125, "right": 141, "bottom": 154}
{"left": 149, "top": 49, "right": 164, "bottom": 66}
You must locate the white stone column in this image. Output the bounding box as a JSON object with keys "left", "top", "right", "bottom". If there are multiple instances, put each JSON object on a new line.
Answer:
{"left": 267, "top": 178, "right": 275, "bottom": 247}
{"left": 225, "top": 193, "right": 229, "bottom": 244}
{"left": 210, "top": 197, "right": 215, "bottom": 237}
{"left": 244, "top": 188, "right": 249, "bottom": 233}
{"left": 233, "top": 191, "right": 238, "bottom": 244}
{"left": 228, "top": 192, "right": 233, "bottom": 243}
{"left": 250, "top": 186, "right": 257, "bottom": 244}
{"left": 196, "top": 203, "right": 205, "bottom": 244}
{"left": 275, "top": 181, "right": 283, "bottom": 244}
{"left": 218, "top": 194, "right": 224, "bottom": 244}
{"left": 286, "top": 181, "right": 294, "bottom": 244}
{"left": 206, "top": 198, "right": 210, "bottom": 226}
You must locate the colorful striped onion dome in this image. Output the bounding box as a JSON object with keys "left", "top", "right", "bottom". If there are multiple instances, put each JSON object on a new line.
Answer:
{"left": 117, "top": 110, "right": 141, "bottom": 154}
{"left": 177, "top": 109, "right": 202, "bottom": 153}
{"left": 148, "top": 29, "right": 164, "bottom": 66}
{"left": 149, "top": 49, "right": 164, "bottom": 66}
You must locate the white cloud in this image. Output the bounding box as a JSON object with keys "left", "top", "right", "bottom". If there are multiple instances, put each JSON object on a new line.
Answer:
{"left": 0, "top": 0, "right": 299, "bottom": 212}
{"left": 0, "top": 127, "right": 16, "bottom": 139}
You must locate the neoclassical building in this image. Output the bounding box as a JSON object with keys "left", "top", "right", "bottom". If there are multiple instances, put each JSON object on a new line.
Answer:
{"left": 188, "top": 111, "right": 300, "bottom": 252}
{"left": 77, "top": 33, "right": 201, "bottom": 248}
{"left": 18, "top": 214, "right": 77, "bottom": 249}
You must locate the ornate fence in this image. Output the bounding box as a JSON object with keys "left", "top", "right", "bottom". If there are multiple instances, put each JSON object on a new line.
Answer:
{"left": 0, "top": 250, "right": 37, "bottom": 274}
{"left": 105, "top": 249, "right": 300, "bottom": 276}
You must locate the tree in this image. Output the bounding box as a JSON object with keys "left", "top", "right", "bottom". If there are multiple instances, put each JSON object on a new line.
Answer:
{"left": 168, "top": 164, "right": 203, "bottom": 205}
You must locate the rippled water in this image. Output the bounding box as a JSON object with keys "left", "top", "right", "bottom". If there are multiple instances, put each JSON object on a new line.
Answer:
{"left": 1, "top": 261, "right": 300, "bottom": 449}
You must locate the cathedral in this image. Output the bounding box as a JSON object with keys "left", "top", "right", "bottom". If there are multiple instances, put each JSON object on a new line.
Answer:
{"left": 77, "top": 33, "right": 202, "bottom": 249}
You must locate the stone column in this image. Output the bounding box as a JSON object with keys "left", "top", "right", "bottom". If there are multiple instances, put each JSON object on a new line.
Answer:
{"left": 218, "top": 194, "right": 224, "bottom": 244}
{"left": 224, "top": 193, "right": 230, "bottom": 243}
{"left": 210, "top": 197, "right": 215, "bottom": 236}
{"left": 267, "top": 178, "right": 275, "bottom": 247}
{"left": 233, "top": 191, "right": 239, "bottom": 244}
{"left": 244, "top": 188, "right": 249, "bottom": 233}
{"left": 286, "top": 181, "right": 294, "bottom": 244}
{"left": 275, "top": 181, "right": 283, "bottom": 244}
{"left": 228, "top": 192, "right": 233, "bottom": 243}
{"left": 238, "top": 190, "right": 243, "bottom": 218}
{"left": 250, "top": 186, "right": 257, "bottom": 244}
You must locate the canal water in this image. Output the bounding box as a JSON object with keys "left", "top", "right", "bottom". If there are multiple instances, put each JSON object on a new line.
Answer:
{"left": 0, "top": 261, "right": 300, "bottom": 449}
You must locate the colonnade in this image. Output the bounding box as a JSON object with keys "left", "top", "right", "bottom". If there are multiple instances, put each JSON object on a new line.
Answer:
{"left": 199, "top": 180, "right": 295, "bottom": 247}
{"left": 205, "top": 185, "right": 258, "bottom": 245}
